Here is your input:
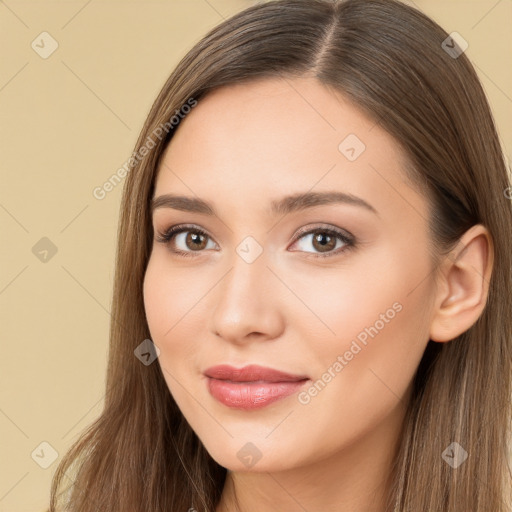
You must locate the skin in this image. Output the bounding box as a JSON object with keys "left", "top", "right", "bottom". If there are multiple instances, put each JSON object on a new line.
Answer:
{"left": 143, "top": 76, "right": 493, "bottom": 512}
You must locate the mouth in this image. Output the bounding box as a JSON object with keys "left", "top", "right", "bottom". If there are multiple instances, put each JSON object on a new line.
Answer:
{"left": 203, "top": 363, "right": 309, "bottom": 383}
{"left": 203, "top": 364, "right": 310, "bottom": 410}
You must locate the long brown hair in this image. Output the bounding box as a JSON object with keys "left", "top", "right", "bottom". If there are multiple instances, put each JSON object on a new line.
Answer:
{"left": 47, "top": 0, "right": 512, "bottom": 510}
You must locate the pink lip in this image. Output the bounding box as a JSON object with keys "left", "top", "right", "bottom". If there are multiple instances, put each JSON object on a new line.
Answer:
{"left": 204, "top": 364, "right": 310, "bottom": 410}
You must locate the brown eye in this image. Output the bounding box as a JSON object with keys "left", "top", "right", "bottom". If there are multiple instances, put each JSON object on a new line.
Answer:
{"left": 290, "top": 226, "right": 355, "bottom": 259}
{"left": 311, "top": 232, "right": 337, "bottom": 253}
{"left": 185, "top": 231, "right": 208, "bottom": 251}
{"left": 155, "top": 225, "right": 217, "bottom": 257}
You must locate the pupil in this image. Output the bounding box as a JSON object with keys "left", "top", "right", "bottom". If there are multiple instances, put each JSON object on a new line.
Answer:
{"left": 316, "top": 234, "right": 328, "bottom": 245}
{"left": 188, "top": 232, "right": 205, "bottom": 250}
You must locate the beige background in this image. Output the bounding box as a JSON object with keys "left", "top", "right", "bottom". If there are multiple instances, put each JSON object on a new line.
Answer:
{"left": 0, "top": 0, "right": 510, "bottom": 510}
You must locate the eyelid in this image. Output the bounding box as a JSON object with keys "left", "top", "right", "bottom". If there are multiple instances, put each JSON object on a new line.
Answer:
{"left": 291, "top": 223, "right": 353, "bottom": 243}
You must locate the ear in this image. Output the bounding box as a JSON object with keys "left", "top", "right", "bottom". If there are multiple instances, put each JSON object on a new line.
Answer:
{"left": 429, "top": 224, "right": 494, "bottom": 343}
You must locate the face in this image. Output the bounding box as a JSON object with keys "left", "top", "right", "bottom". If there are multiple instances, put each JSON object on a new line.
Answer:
{"left": 143, "top": 76, "right": 437, "bottom": 472}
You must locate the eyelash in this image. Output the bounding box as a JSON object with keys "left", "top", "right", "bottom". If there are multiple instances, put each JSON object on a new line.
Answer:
{"left": 155, "top": 223, "right": 356, "bottom": 259}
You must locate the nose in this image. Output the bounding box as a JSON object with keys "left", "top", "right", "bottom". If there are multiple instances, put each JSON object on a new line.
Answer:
{"left": 209, "top": 251, "right": 285, "bottom": 346}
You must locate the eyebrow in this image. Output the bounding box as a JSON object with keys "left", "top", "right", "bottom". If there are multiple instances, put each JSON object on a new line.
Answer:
{"left": 150, "top": 191, "right": 378, "bottom": 217}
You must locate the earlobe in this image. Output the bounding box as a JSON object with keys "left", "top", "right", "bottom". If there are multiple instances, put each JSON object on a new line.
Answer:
{"left": 429, "top": 224, "right": 494, "bottom": 343}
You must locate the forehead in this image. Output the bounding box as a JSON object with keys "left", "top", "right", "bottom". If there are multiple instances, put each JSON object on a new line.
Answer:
{"left": 153, "top": 77, "right": 424, "bottom": 222}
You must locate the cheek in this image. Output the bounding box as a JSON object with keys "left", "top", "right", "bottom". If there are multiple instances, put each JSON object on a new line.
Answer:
{"left": 143, "top": 258, "right": 170, "bottom": 341}
{"left": 143, "top": 254, "right": 203, "bottom": 340}
{"left": 289, "top": 245, "right": 429, "bottom": 341}
{"left": 142, "top": 258, "right": 195, "bottom": 409}
{"left": 142, "top": 254, "right": 210, "bottom": 375}
{"left": 290, "top": 243, "right": 433, "bottom": 394}
{"left": 287, "top": 259, "right": 432, "bottom": 459}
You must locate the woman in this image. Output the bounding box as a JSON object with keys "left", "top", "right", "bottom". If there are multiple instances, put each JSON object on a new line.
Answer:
{"left": 47, "top": 0, "right": 512, "bottom": 510}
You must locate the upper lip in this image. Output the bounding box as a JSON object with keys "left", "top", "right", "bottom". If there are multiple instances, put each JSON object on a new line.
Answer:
{"left": 204, "top": 364, "right": 309, "bottom": 383}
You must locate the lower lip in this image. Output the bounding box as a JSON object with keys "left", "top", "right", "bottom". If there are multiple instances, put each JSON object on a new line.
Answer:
{"left": 206, "top": 377, "right": 309, "bottom": 410}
